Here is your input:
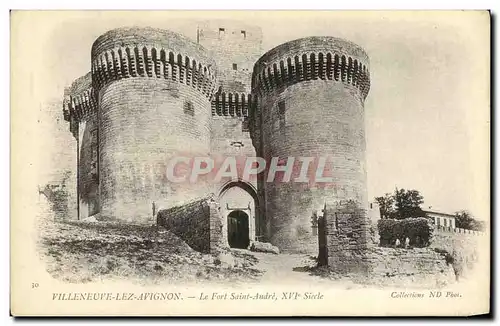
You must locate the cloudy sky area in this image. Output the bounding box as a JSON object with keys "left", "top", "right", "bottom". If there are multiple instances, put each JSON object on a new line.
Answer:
{"left": 22, "top": 11, "right": 489, "bottom": 219}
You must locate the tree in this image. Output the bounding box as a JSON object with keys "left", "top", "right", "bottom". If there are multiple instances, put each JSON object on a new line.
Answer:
{"left": 374, "top": 188, "right": 425, "bottom": 220}
{"left": 454, "top": 210, "right": 485, "bottom": 231}
{"left": 393, "top": 188, "right": 425, "bottom": 219}
{"left": 374, "top": 193, "right": 395, "bottom": 219}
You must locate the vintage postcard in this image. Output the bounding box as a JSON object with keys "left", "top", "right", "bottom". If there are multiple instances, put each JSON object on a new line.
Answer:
{"left": 10, "top": 10, "right": 490, "bottom": 316}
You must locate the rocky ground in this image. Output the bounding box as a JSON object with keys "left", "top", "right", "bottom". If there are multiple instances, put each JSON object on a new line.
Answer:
{"left": 37, "top": 218, "right": 359, "bottom": 287}
{"left": 37, "top": 218, "right": 472, "bottom": 289}
{"left": 37, "top": 218, "right": 262, "bottom": 285}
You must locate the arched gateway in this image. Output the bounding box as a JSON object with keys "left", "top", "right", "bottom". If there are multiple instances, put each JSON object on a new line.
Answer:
{"left": 218, "top": 180, "right": 260, "bottom": 249}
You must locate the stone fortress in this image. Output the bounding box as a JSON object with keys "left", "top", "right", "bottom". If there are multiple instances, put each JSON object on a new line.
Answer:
{"left": 62, "top": 20, "right": 373, "bottom": 256}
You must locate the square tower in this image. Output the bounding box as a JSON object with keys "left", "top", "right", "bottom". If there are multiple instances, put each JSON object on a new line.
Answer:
{"left": 197, "top": 20, "right": 263, "bottom": 93}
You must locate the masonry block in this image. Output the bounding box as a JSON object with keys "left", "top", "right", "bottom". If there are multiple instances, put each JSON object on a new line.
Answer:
{"left": 157, "top": 195, "right": 227, "bottom": 254}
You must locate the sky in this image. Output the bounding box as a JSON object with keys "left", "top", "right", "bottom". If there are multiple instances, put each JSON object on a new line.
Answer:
{"left": 16, "top": 11, "right": 490, "bottom": 219}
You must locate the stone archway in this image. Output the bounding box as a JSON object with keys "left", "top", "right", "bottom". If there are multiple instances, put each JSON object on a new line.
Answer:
{"left": 218, "top": 180, "right": 260, "bottom": 247}
{"left": 227, "top": 210, "right": 250, "bottom": 249}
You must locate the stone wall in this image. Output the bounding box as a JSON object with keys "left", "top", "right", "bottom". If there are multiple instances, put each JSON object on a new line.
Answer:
{"left": 210, "top": 116, "right": 255, "bottom": 160}
{"left": 430, "top": 230, "right": 487, "bottom": 280}
{"left": 63, "top": 74, "right": 100, "bottom": 220}
{"left": 210, "top": 115, "right": 257, "bottom": 188}
{"left": 157, "top": 196, "right": 225, "bottom": 254}
{"left": 434, "top": 225, "right": 485, "bottom": 235}
{"left": 364, "top": 247, "right": 456, "bottom": 287}
{"left": 37, "top": 173, "right": 74, "bottom": 221}
{"left": 317, "top": 210, "right": 456, "bottom": 286}
{"left": 77, "top": 114, "right": 100, "bottom": 219}
{"left": 38, "top": 100, "right": 77, "bottom": 220}
{"left": 317, "top": 204, "right": 479, "bottom": 286}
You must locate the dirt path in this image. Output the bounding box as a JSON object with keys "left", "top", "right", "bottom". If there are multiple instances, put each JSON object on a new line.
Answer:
{"left": 243, "top": 250, "right": 331, "bottom": 285}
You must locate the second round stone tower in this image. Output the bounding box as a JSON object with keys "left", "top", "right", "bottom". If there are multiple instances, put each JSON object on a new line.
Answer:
{"left": 91, "top": 27, "right": 218, "bottom": 222}
{"left": 251, "top": 37, "right": 371, "bottom": 253}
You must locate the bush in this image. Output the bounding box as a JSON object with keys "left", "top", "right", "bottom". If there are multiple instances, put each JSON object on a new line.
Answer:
{"left": 377, "top": 217, "right": 433, "bottom": 247}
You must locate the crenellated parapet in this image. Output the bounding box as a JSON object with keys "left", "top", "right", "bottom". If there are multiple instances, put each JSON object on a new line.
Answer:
{"left": 251, "top": 36, "right": 370, "bottom": 100}
{"left": 63, "top": 87, "right": 97, "bottom": 123}
{"left": 91, "top": 27, "right": 219, "bottom": 99}
{"left": 211, "top": 91, "right": 253, "bottom": 118}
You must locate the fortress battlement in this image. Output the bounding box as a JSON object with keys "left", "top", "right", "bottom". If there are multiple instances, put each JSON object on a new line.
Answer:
{"left": 63, "top": 73, "right": 96, "bottom": 124}
{"left": 211, "top": 91, "right": 254, "bottom": 118}
{"left": 62, "top": 87, "right": 97, "bottom": 123}
{"left": 91, "top": 27, "right": 218, "bottom": 99}
{"left": 252, "top": 36, "right": 370, "bottom": 100}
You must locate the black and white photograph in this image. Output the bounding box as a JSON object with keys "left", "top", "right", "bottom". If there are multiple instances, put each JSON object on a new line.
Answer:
{"left": 10, "top": 10, "right": 490, "bottom": 316}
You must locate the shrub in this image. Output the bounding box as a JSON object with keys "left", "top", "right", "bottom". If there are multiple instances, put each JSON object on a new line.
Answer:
{"left": 377, "top": 217, "right": 433, "bottom": 247}
{"left": 378, "top": 219, "right": 397, "bottom": 246}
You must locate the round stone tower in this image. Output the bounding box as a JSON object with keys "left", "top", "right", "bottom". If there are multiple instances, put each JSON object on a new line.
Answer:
{"left": 251, "top": 36, "right": 371, "bottom": 253}
{"left": 91, "top": 27, "right": 218, "bottom": 223}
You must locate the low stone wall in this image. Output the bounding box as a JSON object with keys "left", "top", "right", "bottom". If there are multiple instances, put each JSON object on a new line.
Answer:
{"left": 364, "top": 247, "right": 456, "bottom": 287}
{"left": 156, "top": 196, "right": 225, "bottom": 254}
{"left": 429, "top": 231, "right": 486, "bottom": 280}
{"left": 434, "top": 225, "right": 485, "bottom": 236}
{"left": 317, "top": 205, "right": 457, "bottom": 286}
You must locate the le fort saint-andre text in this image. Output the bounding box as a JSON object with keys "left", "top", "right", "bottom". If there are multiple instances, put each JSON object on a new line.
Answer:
{"left": 52, "top": 292, "right": 324, "bottom": 301}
